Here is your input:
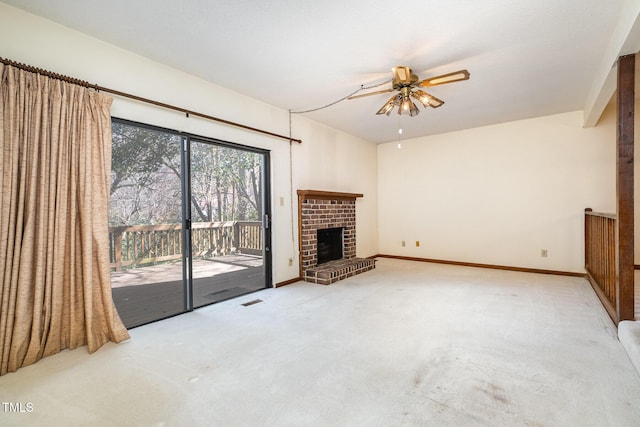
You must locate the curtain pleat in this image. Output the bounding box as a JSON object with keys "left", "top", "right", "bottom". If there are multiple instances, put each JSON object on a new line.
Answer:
{"left": 0, "top": 64, "right": 129, "bottom": 375}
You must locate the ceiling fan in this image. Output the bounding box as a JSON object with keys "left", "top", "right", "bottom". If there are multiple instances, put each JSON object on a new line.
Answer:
{"left": 348, "top": 66, "right": 470, "bottom": 117}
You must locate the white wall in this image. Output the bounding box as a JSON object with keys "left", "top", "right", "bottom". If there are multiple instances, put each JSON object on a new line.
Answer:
{"left": 378, "top": 105, "right": 617, "bottom": 273}
{"left": 0, "top": 3, "right": 379, "bottom": 284}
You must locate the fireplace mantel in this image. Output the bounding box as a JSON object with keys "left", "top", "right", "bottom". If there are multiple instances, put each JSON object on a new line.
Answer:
{"left": 297, "top": 190, "right": 363, "bottom": 201}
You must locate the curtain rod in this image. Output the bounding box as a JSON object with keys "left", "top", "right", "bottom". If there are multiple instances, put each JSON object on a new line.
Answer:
{"left": 0, "top": 56, "right": 302, "bottom": 144}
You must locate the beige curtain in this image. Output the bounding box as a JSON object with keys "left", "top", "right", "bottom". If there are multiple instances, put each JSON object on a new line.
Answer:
{"left": 0, "top": 64, "right": 130, "bottom": 376}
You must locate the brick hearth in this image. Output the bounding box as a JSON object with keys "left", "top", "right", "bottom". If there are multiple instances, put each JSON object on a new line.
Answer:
{"left": 297, "top": 190, "right": 375, "bottom": 284}
{"left": 303, "top": 258, "right": 376, "bottom": 285}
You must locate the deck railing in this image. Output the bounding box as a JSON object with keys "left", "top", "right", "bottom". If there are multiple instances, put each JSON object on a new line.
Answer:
{"left": 109, "top": 221, "right": 262, "bottom": 270}
{"left": 584, "top": 208, "right": 618, "bottom": 321}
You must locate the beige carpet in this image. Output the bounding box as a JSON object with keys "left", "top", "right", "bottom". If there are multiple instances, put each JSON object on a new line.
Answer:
{"left": 1, "top": 258, "right": 639, "bottom": 426}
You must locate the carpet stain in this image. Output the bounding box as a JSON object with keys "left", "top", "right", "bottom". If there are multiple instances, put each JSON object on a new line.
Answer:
{"left": 476, "top": 382, "right": 509, "bottom": 405}
{"left": 413, "top": 365, "right": 430, "bottom": 387}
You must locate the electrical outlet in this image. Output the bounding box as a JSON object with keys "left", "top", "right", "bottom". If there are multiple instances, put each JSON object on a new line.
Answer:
{"left": 541, "top": 249, "right": 548, "bottom": 257}
{"left": 288, "top": 257, "right": 293, "bottom": 266}
{"left": 416, "top": 241, "right": 420, "bottom": 247}
{"left": 401, "top": 241, "right": 406, "bottom": 247}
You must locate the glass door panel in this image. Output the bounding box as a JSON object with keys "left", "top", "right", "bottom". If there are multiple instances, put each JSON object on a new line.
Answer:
{"left": 189, "top": 141, "right": 267, "bottom": 308}
{"left": 109, "top": 120, "right": 186, "bottom": 328}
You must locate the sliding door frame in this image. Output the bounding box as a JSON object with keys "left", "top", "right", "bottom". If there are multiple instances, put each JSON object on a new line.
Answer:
{"left": 185, "top": 134, "right": 273, "bottom": 310}
{"left": 111, "top": 117, "right": 272, "bottom": 321}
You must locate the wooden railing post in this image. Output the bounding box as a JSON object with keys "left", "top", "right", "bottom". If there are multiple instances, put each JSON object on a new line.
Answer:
{"left": 616, "top": 54, "right": 635, "bottom": 322}
{"left": 113, "top": 228, "right": 123, "bottom": 271}
{"left": 233, "top": 222, "right": 240, "bottom": 253}
{"left": 585, "top": 208, "right": 592, "bottom": 271}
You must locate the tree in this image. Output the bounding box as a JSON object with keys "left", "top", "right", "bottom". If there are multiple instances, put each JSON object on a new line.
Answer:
{"left": 110, "top": 123, "right": 182, "bottom": 226}
{"left": 189, "top": 144, "right": 261, "bottom": 222}
{"left": 110, "top": 122, "right": 181, "bottom": 196}
{"left": 109, "top": 122, "right": 263, "bottom": 226}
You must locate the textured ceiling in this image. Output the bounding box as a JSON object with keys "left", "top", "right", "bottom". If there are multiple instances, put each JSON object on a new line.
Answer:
{"left": 1, "top": 0, "right": 629, "bottom": 143}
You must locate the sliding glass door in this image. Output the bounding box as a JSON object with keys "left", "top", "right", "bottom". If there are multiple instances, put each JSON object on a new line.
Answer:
{"left": 109, "top": 119, "right": 271, "bottom": 328}
{"left": 109, "top": 121, "right": 186, "bottom": 328}
{"left": 188, "top": 140, "right": 269, "bottom": 308}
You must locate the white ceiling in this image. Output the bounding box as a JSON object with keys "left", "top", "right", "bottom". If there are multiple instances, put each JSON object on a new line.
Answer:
{"left": 2, "top": 0, "right": 632, "bottom": 143}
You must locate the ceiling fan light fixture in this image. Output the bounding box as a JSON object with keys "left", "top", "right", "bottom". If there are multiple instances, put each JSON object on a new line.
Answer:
{"left": 412, "top": 89, "right": 444, "bottom": 108}
{"left": 376, "top": 94, "right": 400, "bottom": 116}
{"left": 399, "top": 96, "right": 419, "bottom": 116}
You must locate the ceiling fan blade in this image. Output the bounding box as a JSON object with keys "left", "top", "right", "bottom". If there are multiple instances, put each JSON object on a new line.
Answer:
{"left": 419, "top": 69, "right": 470, "bottom": 87}
{"left": 392, "top": 66, "right": 413, "bottom": 85}
{"left": 348, "top": 88, "right": 394, "bottom": 100}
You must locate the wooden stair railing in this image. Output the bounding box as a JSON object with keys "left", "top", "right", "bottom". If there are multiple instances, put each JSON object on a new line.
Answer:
{"left": 584, "top": 208, "right": 618, "bottom": 322}
{"left": 585, "top": 207, "right": 636, "bottom": 324}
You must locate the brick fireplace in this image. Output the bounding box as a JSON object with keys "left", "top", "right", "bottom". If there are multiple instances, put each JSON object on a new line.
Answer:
{"left": 297, "top": 190, "right": 375, "bottom": 285}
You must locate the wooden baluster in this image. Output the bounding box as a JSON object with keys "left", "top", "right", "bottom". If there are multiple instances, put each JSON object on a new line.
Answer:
{"left": 113, "top": 228, "right": 123, "bottom": 271}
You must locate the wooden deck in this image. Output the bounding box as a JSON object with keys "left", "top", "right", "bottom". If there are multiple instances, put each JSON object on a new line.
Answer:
{"left": 111, "top": 254, "right": 264, "bottom": 328}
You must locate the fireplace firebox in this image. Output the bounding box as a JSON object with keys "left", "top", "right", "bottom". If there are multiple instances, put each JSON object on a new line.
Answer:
{"left": 317, "top": 227, "right": 344, "bottom": 264}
